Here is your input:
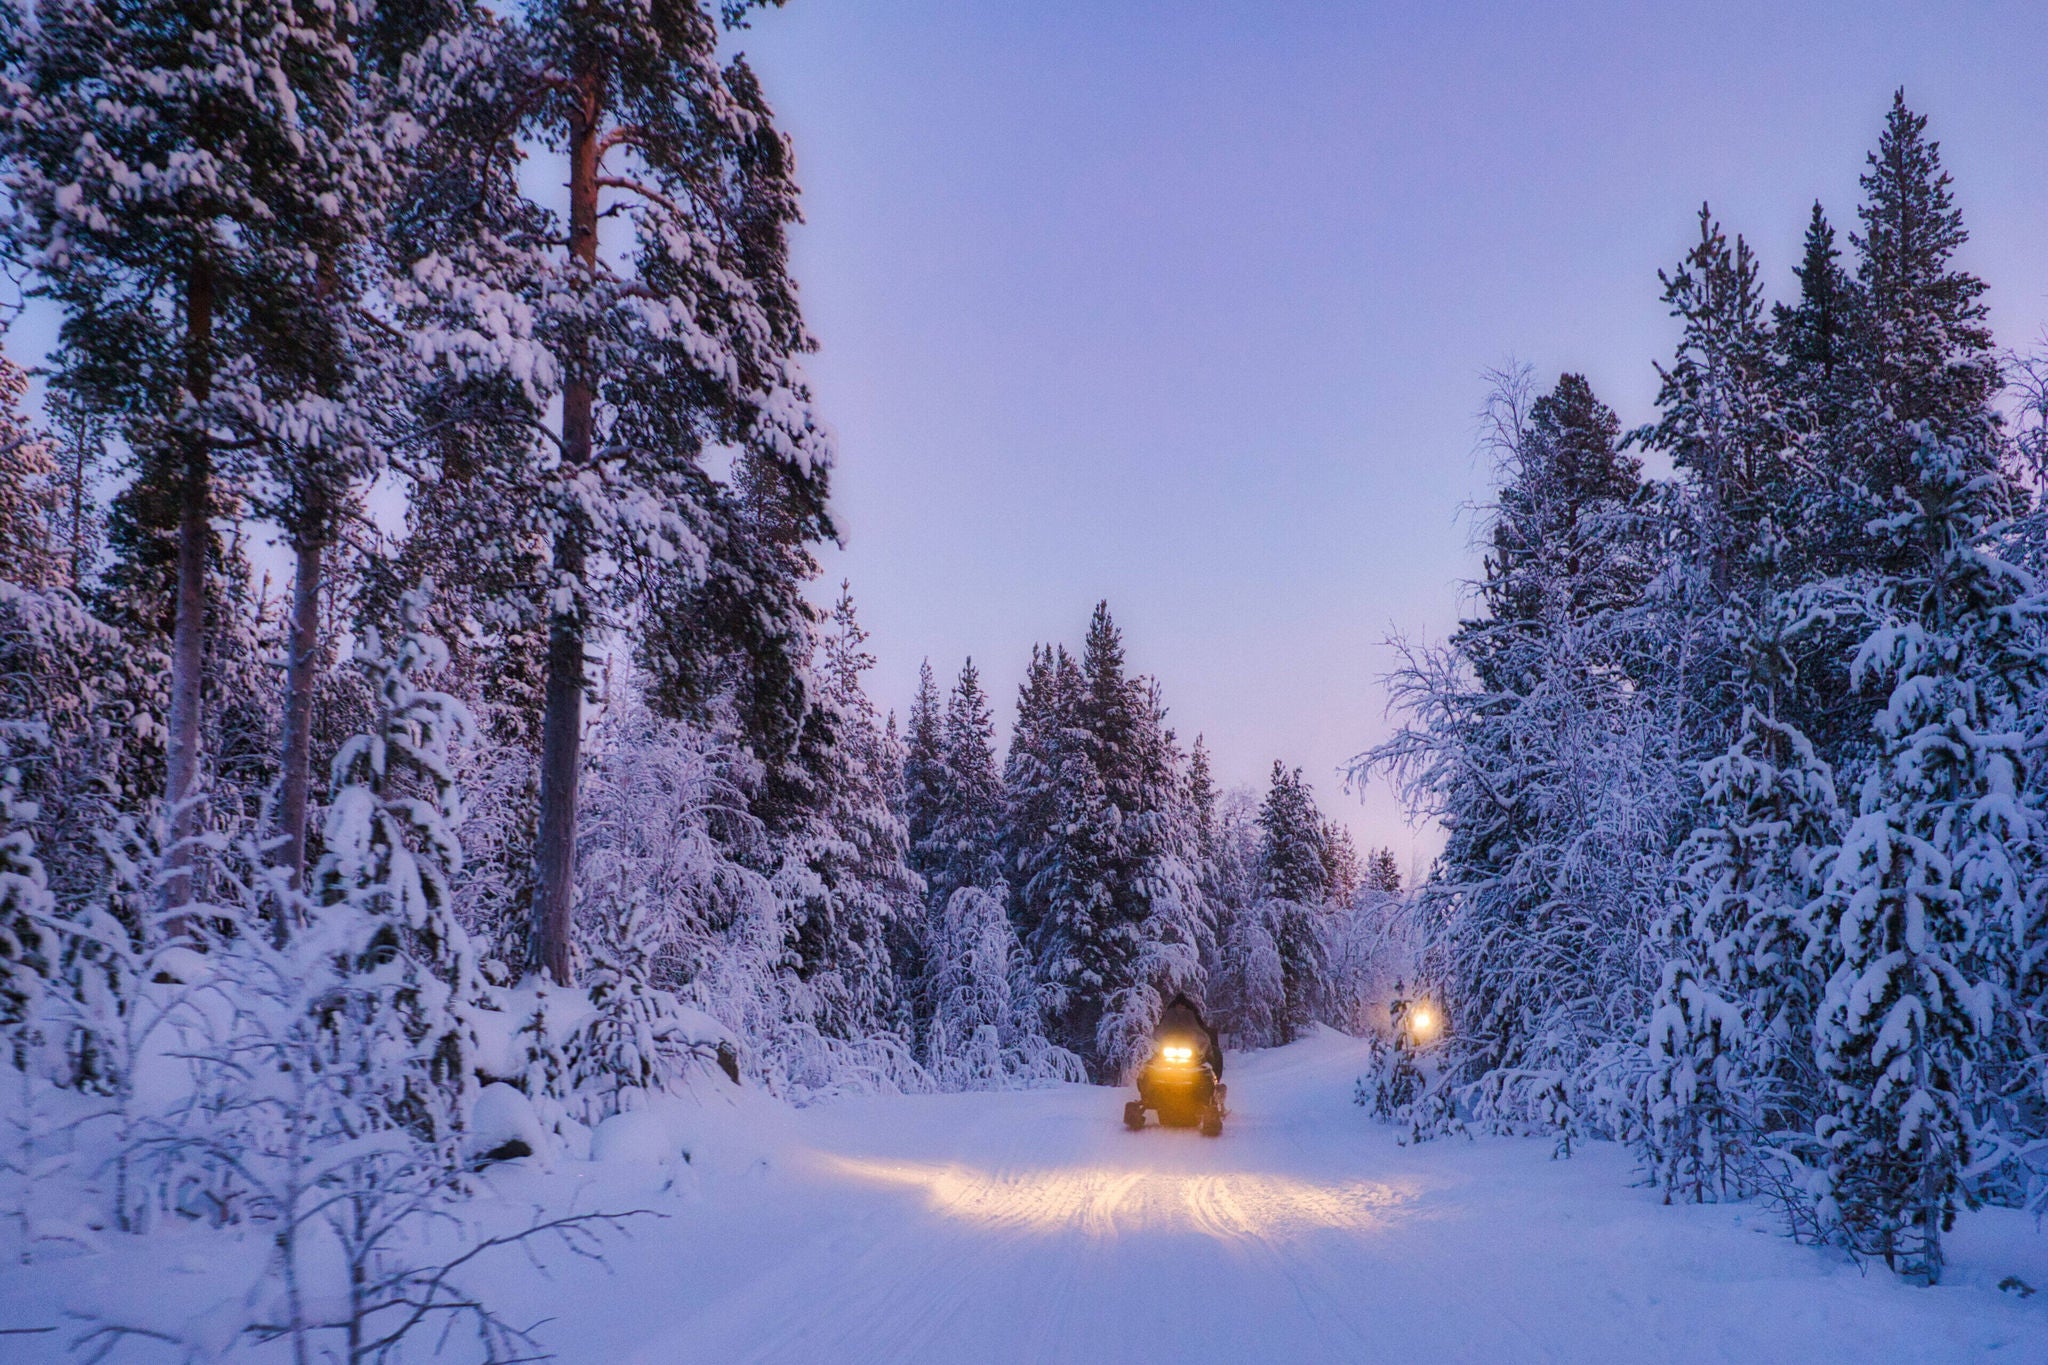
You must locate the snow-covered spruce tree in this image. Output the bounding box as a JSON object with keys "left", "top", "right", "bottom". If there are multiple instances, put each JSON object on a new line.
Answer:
{"left": 930, "top": 659, "right": 1006, "bottom": 909}
{"left": 0, "top": 744, "right": 55, "bottom": 1067}
{"left": 1649, "top": 206, "right": 1791, "bottom": 605}
{"left": 0, "top": 576, "right": 166, "bottom": 912}
{"left": 1648, "top": 708, "right": 1843, "bottom": 1203}
{"left": 395, "top": 0, "right": 831, "bottom": 984}
{"left": 1321, "top": 819, "right": 1362, "bottom": 908}
{"left": 0, "top": 349, "right": 65, "bottom": 592}
{"left": 1002, "top": 643, "right": 1078, "bottom": 956}
{"left": 1813, "top": 427, "right": 2038, "bottom": 1283}
{"left": 1216, "top": 896, "right": 1286, "bottom": 1050}
{"left": 1323, "top": 847, "right": 1413, "bottom": 1037}
{"left": 767, "top": 583, "right": 920, "bottom": 1044}
{"left": 1202, "top": 786, "right": 1279, "bottom": 1046}
{"left": 1016, "top": 605, "right": 1202, "bottom": 1078}
{"left": 924, "top": 885, "right": 1083, "bottom": 1089}
{"left": 1257, "top": 762, "right": 1332, "bottom": 1043}
{"left": 901, "top": 656, "right": 1006, "bottom": 1057}
{"left": 1770, "top": 202, "right": 1870, "bottom": 598}
{"left": 311, "top": 590, "right": 479, "bottom": 1139}
{"left": 567, "top": 893, "right": 694, "bottom": 1122}
{"left": 903, "top": 660, "right": 947, "bottom": 885}
{"left": 1093, "top": 675, "right": 1205, "bottom": 1077}
{"left": 1845, "top": 95, "right": 1998, "bottom": 555}
{"left": 6, "top": 0, "right": 375, "bottom": 910}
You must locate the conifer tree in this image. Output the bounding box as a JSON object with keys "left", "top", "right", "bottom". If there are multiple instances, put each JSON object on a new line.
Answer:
{"left": 396, "top": 0, "right": 831, "bottom": 982}
{"left": 1651, "top": 205, "right": 1789, "bottom": 601}
{"left": 929, "top": 659, "right": 1004, "bottom": 906}
{"left": 1813, "top": 429, "right": 2037, "bottom": 1283}
{"left": 1186, "top": 735, "right": 1219, "bottom": 863}
{"left": 1649, "top": 709, "right": 1842, "bottom": 1202}
{"left": 0, "top": 748, "right": 55, "bottom": 1066}
{"left": 903, "top": 660, "right": 946, "bottom": 885}
{"left": 1360, "top": 369, "right": 1667, "bottom": 1128}
{"left": 0, "top": 351, "right": 63, "bottom": 591}
{"left": 313, "top": 590, "right": 479, "bottom": 1138}
{"left": 7, "top": 0, "right": 377, "bottom": 908}
{"left": 1364, "top": 847, "right": 1402, "bottom": 895}
{"left": 1840, "top": 92, "right": 1999, "bottom": 583}
{"left": 770, "top": 584, "right": 919, "bottom": 1042}
{"left": 1003, "top": 644, "right": 1077, "bottom": 952}
{"left": 1258, "top": 763, "right": 1331, "bottom": 1042}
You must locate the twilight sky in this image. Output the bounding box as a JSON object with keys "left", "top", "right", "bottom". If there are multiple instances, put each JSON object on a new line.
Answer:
{"left": 733, "top": 0, "right": 2048, "bottom": 869}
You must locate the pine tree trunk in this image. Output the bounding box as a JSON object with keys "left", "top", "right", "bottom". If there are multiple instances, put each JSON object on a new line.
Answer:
{"left": 163, "top": 257, "right": 214, "bottom": 919}
{"left": 533, "top": 76, "right": 602, "bottom": 985}
{"left": 275, "top": 525, "right": 325, "bottom": 893}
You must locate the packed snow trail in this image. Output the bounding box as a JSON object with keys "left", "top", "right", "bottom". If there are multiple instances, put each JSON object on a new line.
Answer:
{"left": 491, "top": 1030, "right": 2041, "bottom": 1364}
{"left": 12, "top": 1031, "right": 2036, "bottom": 1362}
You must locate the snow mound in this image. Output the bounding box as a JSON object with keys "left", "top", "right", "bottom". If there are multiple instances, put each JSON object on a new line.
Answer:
{"left": 592, "top": 1109, "right": 677, "bottom": 1166}
{"left": 468, "top": 1083, "right": 550, "bottom": 1165}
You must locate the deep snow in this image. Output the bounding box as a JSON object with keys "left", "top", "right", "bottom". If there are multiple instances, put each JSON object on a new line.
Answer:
{"left": 4, "top": 1030, "right": 2043, "bottom": 1362}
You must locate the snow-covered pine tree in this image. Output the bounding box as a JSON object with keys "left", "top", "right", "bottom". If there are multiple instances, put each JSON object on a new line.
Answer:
{"left": 930, "top": 659, "right": 1006, "bottom": 907}
{"left": 1649, "top": 708, "right": 1843, "bottom": 1203}
{"left": 394, "top": 0, "right": 831, "bottom": 984}
{"left": 567, "top": 893, "right": 695, "bottom": 1121}
{"left": 1847, "top": 94, "right": 1998, "bottom": 531}
{"left": 1365, "top": 847, "right": 1402, "bottom": 894}
{"left": 1017, "top": 606, "right": 1200, "bottom": 1076}
{"left": 1258, "top": 762, "right": 1332, "bottom": 1043}
{"left": 1203, "top": 787, "right": 1276, "bottom": 1045}
{"left": 1094, "top": 675, "right": 1204, "bottom": 1076}
{"left": 0, "top": 351, "right": 63, "bottom": 591}
{"left": 769, "top": 583, "right": 919, "bottom": 1044}
{"left": 312, "top": 589, "right": 479, "bottom": 1139}
{"left": 40, "top": 382, "right": 108, "bottom": 594}
{"left": 1186, "top": 735, "right": 1219, "bottom": 865}
{"left": 1650, "top": 205, "right": 1789, "bottom": 604}
{"left": 903, "top": 660, "right": 946, "bottom": 886}
{"left": 7, "top": 0, "right": 372, "bottom": 910}
{"left": 0, "top": 743, "right": 55, "bottom": 1067}
{"left": 256, "top": 0, "right": 412, "bottom": 893}
{"left": 1216, "top": 896, "right": 1286, "bottom": 1050}
{"left": 1322, "top": 819, "right": 1362, "bottom": 908}
{"left": 1003, "top": 643, "right": 1078, "bottom": 960}
{"left": 922, "top": 884, "right": 1080, "bottom": 1088}
{"left": 1814, "top": 425, "right": 2038, "bottom": 1283}
{"left": 1771, "top": 203, "right": 1865, "bottom": 583}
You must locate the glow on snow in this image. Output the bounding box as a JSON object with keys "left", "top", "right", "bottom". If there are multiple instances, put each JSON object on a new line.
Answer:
{"left": 820, "top": 1153, "right": 1414, "bottom": 1239}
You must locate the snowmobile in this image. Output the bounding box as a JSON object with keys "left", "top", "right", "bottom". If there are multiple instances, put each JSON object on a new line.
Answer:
{"left": 1124, "top": 1036, "right": 1226, "bottom": 1137}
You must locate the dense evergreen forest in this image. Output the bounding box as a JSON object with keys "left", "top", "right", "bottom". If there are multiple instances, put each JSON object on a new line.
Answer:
{"left": 0, "top": 0, "right": 2041, "bottom": 1349}
{"left": 1357, "top": 95, "right": 2048, "bottom": 1283}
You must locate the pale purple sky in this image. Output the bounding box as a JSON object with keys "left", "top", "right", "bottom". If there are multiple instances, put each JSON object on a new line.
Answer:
{"left": 12, "top": 4, "right": 2048, "bottom": 869}
{"left": 734, "top": 0, "right": 2048, "bottom": 866}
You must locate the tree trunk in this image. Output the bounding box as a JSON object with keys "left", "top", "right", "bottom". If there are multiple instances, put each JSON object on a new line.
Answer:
{"left": 275, "top": 523, "right": 325, "bottom": 893}
{"left": 533, "top": 76, "right": 603, "bottom": 984}
{"left": 163, "top": 257, "right": 214, "bottom": 919}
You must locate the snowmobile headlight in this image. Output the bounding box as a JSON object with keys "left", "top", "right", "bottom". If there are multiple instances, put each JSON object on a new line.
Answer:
{"left": 1161, "top": 1044, "right": 1194, "bottom": 1064}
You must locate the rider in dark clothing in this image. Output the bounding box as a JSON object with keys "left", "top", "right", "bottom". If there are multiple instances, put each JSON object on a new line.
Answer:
{"left": 1155, "top": 993, "right": 1224, "bottom": 1077}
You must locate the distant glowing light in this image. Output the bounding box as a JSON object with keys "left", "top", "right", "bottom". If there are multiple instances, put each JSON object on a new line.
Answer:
{"left": 1409, "top": 1006, "right": 1438, "bottom": 1041}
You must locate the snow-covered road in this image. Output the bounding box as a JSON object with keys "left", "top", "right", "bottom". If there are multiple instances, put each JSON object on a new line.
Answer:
{"left": 505, "top": 1030, "right": 2043, "bottom": 1364}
